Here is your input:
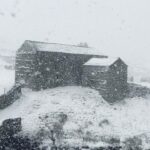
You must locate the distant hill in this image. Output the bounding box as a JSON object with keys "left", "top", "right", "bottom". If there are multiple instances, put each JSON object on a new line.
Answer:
{"left": 0, "top": 49, "right": 15, "bottom": 69}
{"left": 128, "top": 65, "right": 150, "bottom": 83}
{"left": 0, "top": 54, "right": 15, "bottom": 95}
{"left": 0, "top": 49, "right": 15, "bottom": 57}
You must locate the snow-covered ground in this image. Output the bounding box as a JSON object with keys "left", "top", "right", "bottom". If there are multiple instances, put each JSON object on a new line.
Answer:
{"left": 1, "top": 56, "right": 150, "bottom": 147}
{"left": 0, "top": 86, "right": 150, "bottom": 147}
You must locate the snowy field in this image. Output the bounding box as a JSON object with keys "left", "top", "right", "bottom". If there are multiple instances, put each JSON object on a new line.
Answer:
{"left": 1, "top": 56, "right": 150, "bottom": 148}
{"left": 0, "top": 58, "right": 15, "bottom": 95}
{"left": 0, "top": 86, "right": 150, "bottom": 147}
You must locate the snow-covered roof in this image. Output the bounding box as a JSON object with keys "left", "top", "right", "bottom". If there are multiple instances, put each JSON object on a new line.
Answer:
{"left": 84, "top": 57, "right": 119, "bottom": 66}
{"left": 24, "top": 40, "right": 106, "bottom": 56}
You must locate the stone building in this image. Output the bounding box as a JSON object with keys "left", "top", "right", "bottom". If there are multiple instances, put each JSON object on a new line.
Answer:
{"left": 82, "top": 57, "right": 128, "bottom": 102}
{"left": 15, "top": 40, "right": 106, "bottom": 90}
{"left": 15, "top": 40, "right": 128, "bottom": 102}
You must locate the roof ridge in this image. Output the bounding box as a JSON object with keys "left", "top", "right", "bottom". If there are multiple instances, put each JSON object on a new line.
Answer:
{"left": 25, "top": 40, "right": 93, "bottom": 49}
{"left": 22, "top": 40, "right": 107, "bottom": 56}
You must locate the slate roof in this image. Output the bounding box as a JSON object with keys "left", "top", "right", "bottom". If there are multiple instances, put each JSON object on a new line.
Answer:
{"left": 24, "top": 40, "right": 106, "bottom": 56}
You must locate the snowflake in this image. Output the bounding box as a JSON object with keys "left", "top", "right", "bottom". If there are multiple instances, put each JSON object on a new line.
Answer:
{"left": 46, "top": 68, "right": 50, "bottom": 71}
{"left": 91, "top": 72, "right": 95, "bottom": 76}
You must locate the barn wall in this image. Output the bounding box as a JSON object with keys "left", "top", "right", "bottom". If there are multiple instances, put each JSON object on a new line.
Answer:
{"left": 0, "top": 85, "right": 22, "bottom": 109}
{"left": 15, "top": 44, "right": 38, "bottom": 89}
{"left": 15, "top": 42, "right": 105, "bottom": 90}
{"left": 107, "top": 59, "right": 128, "bottom": 101}
{"left": 34, "top": 51, "right": 100, "bottom": 90}
{"left": 82, "top": 60, "right": 128, "bottom": 103}
{"left": 82, "top": 66, "right": 109, "bottom": 96}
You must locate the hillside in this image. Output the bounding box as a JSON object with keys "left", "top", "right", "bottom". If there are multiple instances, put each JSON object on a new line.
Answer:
{"left": 0, "top": 86, "right": 150, "bottom": 148}
{"left": 0, "top": 57, "right": 15, "bottom": 95}
{"left": 1, "top": 55, "right": 150, "bottom": 148}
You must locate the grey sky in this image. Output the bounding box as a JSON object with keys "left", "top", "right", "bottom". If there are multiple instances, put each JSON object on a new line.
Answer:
{"left": 0, "top": 0, "right": 150, "bottom": 68}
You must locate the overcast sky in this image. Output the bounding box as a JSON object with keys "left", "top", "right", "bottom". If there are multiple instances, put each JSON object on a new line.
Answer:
{"left": 0, "top": 0, "right": 150, "bottom": 68}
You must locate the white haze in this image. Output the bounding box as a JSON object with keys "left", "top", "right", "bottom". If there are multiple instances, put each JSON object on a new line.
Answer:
{"left": 0, "top": 0, "right": 150, "bottom": 69}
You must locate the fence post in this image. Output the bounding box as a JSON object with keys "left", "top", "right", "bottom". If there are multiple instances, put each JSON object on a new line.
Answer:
{"left": 4, "top": 88, "right": 6, "bottom": 101}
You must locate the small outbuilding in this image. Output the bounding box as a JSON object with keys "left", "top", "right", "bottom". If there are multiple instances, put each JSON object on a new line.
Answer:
{"left": 82, "top": 57, "right": 128, "bottom": 102}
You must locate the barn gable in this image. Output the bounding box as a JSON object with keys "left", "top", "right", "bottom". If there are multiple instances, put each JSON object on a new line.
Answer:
{"left": 17, "top": 40, "right": 37, "bottom": 54}
{"left": 82, "top": 57, "right": 128, "bottom": 102}
{"left": 110, "top": 57, "right": 127, "bottom": 68}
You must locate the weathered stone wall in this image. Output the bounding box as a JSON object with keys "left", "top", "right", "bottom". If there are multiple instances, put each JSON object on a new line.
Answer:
{"left": 82, "top": 65, "right": 110, "bottom": 99}
{"left": 82, "top": 59, "right": 128, "bottom": 103}
{"left": 15, "top": 42, "right": 105, "bottom": 90}
{"left": 15, "top": 41, "right": 38, "bottom": 89}
{"left": 0, "top": 118, "right": 40, "bottom": 150}
{"left": 0, "top": 84, "right": 22, "bottom": 109}
{"left": 34, "top": 51, "right": 97, "bottom": 90}
{"left": 107, "top": 59, "right": 128, "bottom": 102}
{"left": 127, "top": 83, "right": 150, "bottom": 98}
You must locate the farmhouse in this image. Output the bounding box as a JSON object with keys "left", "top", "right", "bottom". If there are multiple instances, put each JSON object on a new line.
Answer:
{"left": 15, "top": 40, "right": 128, "bottom": 102}
{"left": 82, "top": 57, "right": 128, "bottom": 102}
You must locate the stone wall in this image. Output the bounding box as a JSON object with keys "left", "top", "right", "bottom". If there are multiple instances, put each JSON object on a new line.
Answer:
{"left": 0, "top": 84, "right": 22, "bottom": 109}
{"left": 82, "top": 59, "right": 128, "bottom": 103}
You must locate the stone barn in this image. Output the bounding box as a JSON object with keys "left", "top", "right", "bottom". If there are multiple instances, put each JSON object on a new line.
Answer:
{"left": 15, "top": 40, "right": 128, "bottom": 102}
{"left": 15, "top": 40, "right": 107, "bottom": 90}
{"left": 82, "top": 57, "right": 128, "bottom": 102}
